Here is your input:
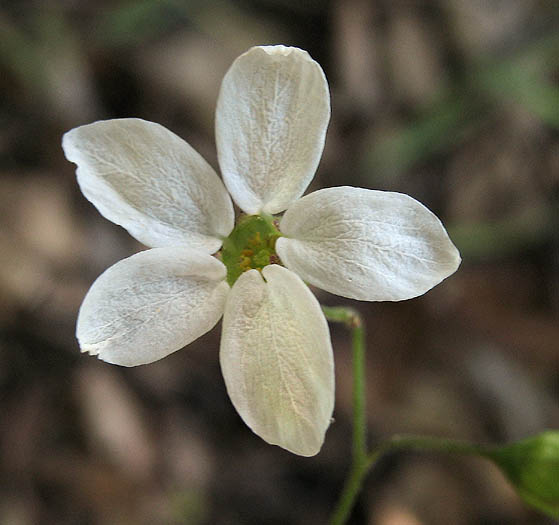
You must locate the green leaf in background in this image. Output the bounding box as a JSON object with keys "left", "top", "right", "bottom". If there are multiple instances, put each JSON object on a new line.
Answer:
{"left": 485, "top": 431, "right": 559, "bottom": 518}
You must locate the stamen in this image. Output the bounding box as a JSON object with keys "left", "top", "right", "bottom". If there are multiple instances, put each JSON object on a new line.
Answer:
{"left": 221, "top": 214, "right": 283, "bottom": 286}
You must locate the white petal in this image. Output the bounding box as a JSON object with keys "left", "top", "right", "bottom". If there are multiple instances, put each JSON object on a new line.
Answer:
{"left": 276, "top": 187, "right": 461, "bottom": 301}
{"left": 77, "top": 248, "right": 229, "bottom": 366}
{"left": 220, "top": 265, "right": 334, "bottom": 456}
{"left": 216, "top": 45, "right": 330, "bottom": 215}
{"left": 63, "top": 118, "right": 234, "bottom": 252}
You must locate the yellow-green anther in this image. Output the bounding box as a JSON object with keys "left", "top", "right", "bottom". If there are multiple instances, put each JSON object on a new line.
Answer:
{"left": 221, "top": 214, "right": 283, "bottom": 286}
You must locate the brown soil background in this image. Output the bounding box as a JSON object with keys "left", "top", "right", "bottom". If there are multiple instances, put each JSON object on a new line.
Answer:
{"left": 1, "top": 1, "right": 558, "bottom": 524}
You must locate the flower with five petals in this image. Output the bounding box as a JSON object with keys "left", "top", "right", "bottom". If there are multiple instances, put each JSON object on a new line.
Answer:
{"left": 63, "top": 45, "right": 460, "bottom": 456}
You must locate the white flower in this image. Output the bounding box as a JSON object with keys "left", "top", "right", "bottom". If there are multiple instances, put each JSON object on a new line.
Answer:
{"left": 62, "top": 45, "right": 460, "bottom": 456}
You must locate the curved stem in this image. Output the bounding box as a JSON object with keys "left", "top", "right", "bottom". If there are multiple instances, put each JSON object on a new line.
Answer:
{"left": 323, "top": 305, "right": 491, "bottom": 525}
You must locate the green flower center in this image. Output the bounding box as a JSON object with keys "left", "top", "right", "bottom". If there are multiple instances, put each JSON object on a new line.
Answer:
{"left": 221, "top": 214, "right": 282, "bottom": 286}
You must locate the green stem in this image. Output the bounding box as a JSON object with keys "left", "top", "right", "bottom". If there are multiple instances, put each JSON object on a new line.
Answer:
{"left": 329, "top": 462, "right": 369, "bottom": 525}
{"left": 323, "top": 305, "right": 491, "bottom": 525}
{"left": 329, "top": 433, "right": 489, "bottom": 524}
{"left": 352, "top": 320, "right": 366, "bottom": 463}
{"left": 322, "top": 306, "right": 367, "bottom": 525}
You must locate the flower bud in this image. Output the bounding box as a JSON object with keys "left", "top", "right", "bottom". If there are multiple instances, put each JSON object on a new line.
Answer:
{"left": 486, "top": 431, "right": 559, "bottom": 517}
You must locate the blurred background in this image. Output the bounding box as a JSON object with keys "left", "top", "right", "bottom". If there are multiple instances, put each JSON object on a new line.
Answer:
{"left": 1, "top": 0, "right": 558, "bottom": 523}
